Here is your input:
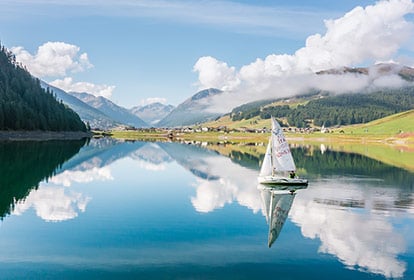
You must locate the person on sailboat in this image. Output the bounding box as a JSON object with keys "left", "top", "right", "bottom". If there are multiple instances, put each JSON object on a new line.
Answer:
{"left": 289, "top": 171, "right": 295, "bottom": 179}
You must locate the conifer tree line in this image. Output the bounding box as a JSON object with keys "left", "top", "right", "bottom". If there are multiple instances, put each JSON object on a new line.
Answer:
{"left": 0, "top": 44, "right": 87, "bottom": 131}
{"left": 231, "top": 88, "right": 414, "bottom": 127}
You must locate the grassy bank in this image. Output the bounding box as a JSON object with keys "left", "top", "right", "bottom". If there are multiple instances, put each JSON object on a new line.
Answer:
{"left": 0, "top": 130, "right": 92, "bottom": 141}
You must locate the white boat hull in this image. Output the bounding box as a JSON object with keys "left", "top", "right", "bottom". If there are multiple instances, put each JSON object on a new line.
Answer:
{"left": 258, "top": 176, "right": 308, "bottom": 186}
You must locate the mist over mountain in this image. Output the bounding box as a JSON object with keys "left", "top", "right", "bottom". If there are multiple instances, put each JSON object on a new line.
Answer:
{"left": 194, "top": 62, "right": 414, "bottom": 116}
{"left": 157, "top": 88, "right": 223, "bottom": 127}
{"left": 70, "top": 92, "right": 148, "bottom": 128}
{"left": 130, "top": 102, "right": 174, "bottom": 126}
{"left": 316, "top": 63, "right": 414, "bottom": 82}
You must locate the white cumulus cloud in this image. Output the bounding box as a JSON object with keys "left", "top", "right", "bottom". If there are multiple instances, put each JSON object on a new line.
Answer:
{"left": 50, "top": 77, "right": 115, "bottom": 99}
{"left": 193, "top": 56, "right": 240, "bottom": 91}
{"left": 11, "top": 41, "right": 93, "bottom": 78}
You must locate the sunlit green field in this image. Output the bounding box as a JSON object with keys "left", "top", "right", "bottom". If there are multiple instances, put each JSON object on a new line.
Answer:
{"left": 339, "top": 110, "right": 414, "bottom": 136}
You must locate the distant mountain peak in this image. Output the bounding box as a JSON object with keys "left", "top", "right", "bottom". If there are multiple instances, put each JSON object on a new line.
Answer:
{"left": 157, "top": 88, "right": 223, "bottom": 127}
{"left": 130, "top": 102, "right": 174, "bottom": 126}
{"left": 191, "top": 88, "right": 222, "bottom": 101}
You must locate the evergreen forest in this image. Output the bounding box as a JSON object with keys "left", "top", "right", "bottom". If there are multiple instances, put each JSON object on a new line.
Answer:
{"left": 0, "top": 45, "right": 87, "bottom": 131}
{"left": 231, "top": 88, "right": 414, "bottom": 127}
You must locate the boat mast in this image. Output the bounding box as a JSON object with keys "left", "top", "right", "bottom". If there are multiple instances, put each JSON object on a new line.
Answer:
{"left": 270, "top": 127, "right": 275, "bottom": 177}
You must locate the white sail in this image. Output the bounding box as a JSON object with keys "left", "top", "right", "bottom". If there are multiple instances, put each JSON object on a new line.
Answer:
{"left": 270, "top": 117, "right": 296, "bottom": 172}
{"left": 259, "top": 140, "right": 273, "bottom": 177}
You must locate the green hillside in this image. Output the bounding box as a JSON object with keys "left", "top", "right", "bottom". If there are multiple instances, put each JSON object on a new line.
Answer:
{"left": 227, "top": 88, "right": 414, "bottom": 128}
{"left": 340, "top": 109, "right": 414, "bottom": 135}
{"left": 0, "top": 45, "right": 87, "bottom": 131}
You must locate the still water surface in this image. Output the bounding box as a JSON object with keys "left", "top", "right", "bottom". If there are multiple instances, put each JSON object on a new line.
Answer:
{"left": 0, "top": 138, "right": 413, "bottom": 279}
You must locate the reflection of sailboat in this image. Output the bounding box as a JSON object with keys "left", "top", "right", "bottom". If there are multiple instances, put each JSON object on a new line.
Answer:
{"left": 258, "top": 117, "right": 308, "bottom": 186}
{"left": 260, "top": 184, "right": 307, "bottom": 247}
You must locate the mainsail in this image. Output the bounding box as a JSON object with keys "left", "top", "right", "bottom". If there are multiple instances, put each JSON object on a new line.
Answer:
{"left": 271, "top": 117, "right": 296, "bottom": 172}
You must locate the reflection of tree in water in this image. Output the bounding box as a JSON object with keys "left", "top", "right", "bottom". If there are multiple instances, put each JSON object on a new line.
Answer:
{"left": 291, "top": 147, "right": 414, "bottom": 187}
{"left": 0, "top": 140, "right": 87, "bottom": 219}
{"left": 229, "top": 150, "right": 261, "bottom": 170}
{"left": 223, "top": 145, "right": 413, "bottom": 188}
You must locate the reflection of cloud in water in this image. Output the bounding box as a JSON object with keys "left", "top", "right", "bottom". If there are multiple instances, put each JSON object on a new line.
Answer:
{"left": 290, "top": 181, "right": 407, "bottom": 278}
{"left": 191, "top": 178, "right": 236, "bottom": 213}
{"left": 12, "top": 187, "right": 91, "bottom": 222}
{"left": 190, "top": 156, "right": 261, "bottom": 213}
{"left": 135, "top": 159, "right": 167, "bottom": 171}
{"left": 49, "top": 166, "right": 113, "bottom": 187}
{"left": 187, "top": 147, "right": 411, "bottom": 278}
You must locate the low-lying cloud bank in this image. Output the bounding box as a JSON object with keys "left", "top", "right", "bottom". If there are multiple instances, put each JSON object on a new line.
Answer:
{"left": 193, "top": 0, "right": 414, "bottom": 113}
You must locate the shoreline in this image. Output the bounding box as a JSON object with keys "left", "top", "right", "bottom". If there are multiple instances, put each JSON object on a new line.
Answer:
{"left": 107, "top": 130, "right": 414, "bottom": 148}
{"left": 0, "top": 130, "right": 93, "bottom": 141}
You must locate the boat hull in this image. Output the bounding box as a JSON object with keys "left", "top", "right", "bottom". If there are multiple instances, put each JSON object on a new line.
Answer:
{"left": 258, "top": 176, "right": 308, "bottom": 186}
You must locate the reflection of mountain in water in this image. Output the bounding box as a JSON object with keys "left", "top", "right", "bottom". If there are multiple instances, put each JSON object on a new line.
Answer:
{"left": 228, "top": 149, "right": 262, "bottom": 170}
{"left": 129, "top": 143, "right": 172, "bottom": 165}
{"left": 57, "top": 138, "right": 146, "bottom": 172}
{"left": 291, "top": 147, "right": 414, "bottom": 188}
{"left": 0, "top": 140, "right": 87, "bottom": 219}
{"left": 158, "top": 143, "right": 220, "bottom": 180}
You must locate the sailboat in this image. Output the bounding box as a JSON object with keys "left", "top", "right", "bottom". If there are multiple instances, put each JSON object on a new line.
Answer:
{"left": 258, "top": 117, "right": 308, "bottom": 186}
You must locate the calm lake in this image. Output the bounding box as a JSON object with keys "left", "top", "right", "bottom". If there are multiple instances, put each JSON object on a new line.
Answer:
{"left": 0, "top": 138, "right": 413, "bottom": 279}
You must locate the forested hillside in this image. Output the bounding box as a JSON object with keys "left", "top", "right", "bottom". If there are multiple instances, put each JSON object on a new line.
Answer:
{"left": 231, "top": 88, "right": 414, "bottom": 127}
{"left": 0, "top": 45, "right": 87, "bottom": 131}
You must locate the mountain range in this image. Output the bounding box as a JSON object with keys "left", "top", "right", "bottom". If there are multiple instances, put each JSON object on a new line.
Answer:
{"left": 70, "top": 91, "right": 148, "bottom": 128}
{"left": 40, "top": 81, "right": 120, "bottom": 130}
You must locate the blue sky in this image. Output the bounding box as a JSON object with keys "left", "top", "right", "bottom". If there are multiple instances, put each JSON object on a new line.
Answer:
{"left": 1, "top": 0, "right": 413, "bottom": 108}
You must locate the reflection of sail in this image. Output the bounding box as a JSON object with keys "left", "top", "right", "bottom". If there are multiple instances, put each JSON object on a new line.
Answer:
{"left": 268, "top": 192, "right": 294, "bottom": 248}
{"left": 261, "top": 187, "right": 296, "bottom": 248}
